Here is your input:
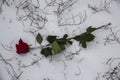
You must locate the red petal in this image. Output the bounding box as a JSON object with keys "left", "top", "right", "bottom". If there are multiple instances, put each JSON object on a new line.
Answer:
{"left": 16, "top": 39, "right": 29, "bottom": 54}
{"left": 19, "top": 39, "right": 24, "bottom": 44}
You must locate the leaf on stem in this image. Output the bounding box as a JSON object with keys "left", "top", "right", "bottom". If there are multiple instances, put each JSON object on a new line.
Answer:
{"left": 52, "top": 41, "right": 65, "bottom": 54}
{"left": 36, "top": 33, "right": 43, "bottom": 44}
{"left": 63, "top": 34, "right": 68, "bottom": 39}
{"left": 81, "top": 42, "right": 87, "bottom": 48}
{"left": 47, "top": 35, "right": 57, "bottom": 43}
{"left": 86, "top": 26, "right": 97, "bottom": 33}
{"left": 41, "top": 47, "right": 53, "bottom": 57}
{"left": 74, "top": 33, "right": 95, "bottom": 48}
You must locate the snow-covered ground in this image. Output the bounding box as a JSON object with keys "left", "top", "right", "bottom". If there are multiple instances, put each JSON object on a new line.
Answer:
{"left": 0, "top": 0, "right": 120, "bottom": 80}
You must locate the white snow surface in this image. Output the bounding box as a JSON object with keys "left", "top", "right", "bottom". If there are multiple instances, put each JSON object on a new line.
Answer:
{"left": 0, "top": 0, "right": 120, "bottom": 80}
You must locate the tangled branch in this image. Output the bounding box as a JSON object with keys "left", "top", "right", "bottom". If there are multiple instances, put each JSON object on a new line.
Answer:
{"left": 103, "top": 58, "right": 120, "bottom": 80}
{"left": 0, "top": 0, "right": 10, "bottom": 7}
{"left": 104, "top": 28, "right": 120, "bottom": 45}
{"left": 96, "top": 58, "right": 120, "bottom": 80}
{"left": 16, "top": 0, "right": 47, "bottom": 31}
{"left": 88, "top": 0, "right": 112, "bottom": 14}
{"left": 0, "top": 53, "right": 23, "bottom": 80}
{"left": 58, "top": 11, "right": 87, "bottom": 26}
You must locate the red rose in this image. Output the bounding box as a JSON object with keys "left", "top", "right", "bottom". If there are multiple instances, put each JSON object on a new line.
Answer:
{"left": 16, "top": 39, "right": 29, "bottom": 54}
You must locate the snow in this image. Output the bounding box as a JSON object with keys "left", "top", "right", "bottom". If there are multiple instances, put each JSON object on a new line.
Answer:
{"left": 0, "top": 0, "right": 120, "bottom": 80}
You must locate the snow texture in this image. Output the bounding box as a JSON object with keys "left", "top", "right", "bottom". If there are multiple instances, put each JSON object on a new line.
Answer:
{"left": 0, "top": 0, "right": 120, "bottom": 80}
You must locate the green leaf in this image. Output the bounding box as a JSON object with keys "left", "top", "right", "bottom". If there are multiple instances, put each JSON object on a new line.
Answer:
{"left": 47, "top": 35, "right": 57, "bottom": 43}
{"left": 81, "top": 42, "right": 87, "bottom": 48}
{"left": 86, "top": 26, "right": 97, "bottom": 33}
{"left": 41, "top": 47, "right": 53, "bottom": 57}
{"left": 59, "top": 44, "right": 65, "bottom": 50}
{"left": 36, "top": 33, "right": 43, "bottom": 44}
{"left": 57, "top": 39, "right": 66, "bottom": 45}
{"left": 84, "top": 33, "right": 95, "bottom": 42}
{"left": 63, "top": 34, "right": 68, "bottom": 39}
{"left": 74, "top": 35, "right": 81, "bottom": 41}
{"left": 74, "top": 33, "right": 95, "bottom": 42}
{"left": 52, "top": 41, "right": 65, "bottom": 54}
{"left": 74, "top": 33, "right": 95, "bottom": 48}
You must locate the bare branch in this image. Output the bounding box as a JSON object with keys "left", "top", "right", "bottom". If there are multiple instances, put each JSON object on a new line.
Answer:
{"left": 88, "top": 0, "right": 113, "bottom": 14}
{"left": 104, "top": 28, "right": 120, "bottom": 45}
{"left": 96, "top": 58, "right": 120, "bottom": 80}
{"left": 15, "top": 0, "right": 47, "bottom": 33}
{"left": 0, "top": 53, "right": 23, "bottom": 80}
{"left": 58, "top": 11, "right": 87, "bottom": 26}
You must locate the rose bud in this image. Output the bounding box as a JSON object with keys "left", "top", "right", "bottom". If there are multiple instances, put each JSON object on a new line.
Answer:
{"left": 16, "top": 39, "right": 29, "bottom": 54}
